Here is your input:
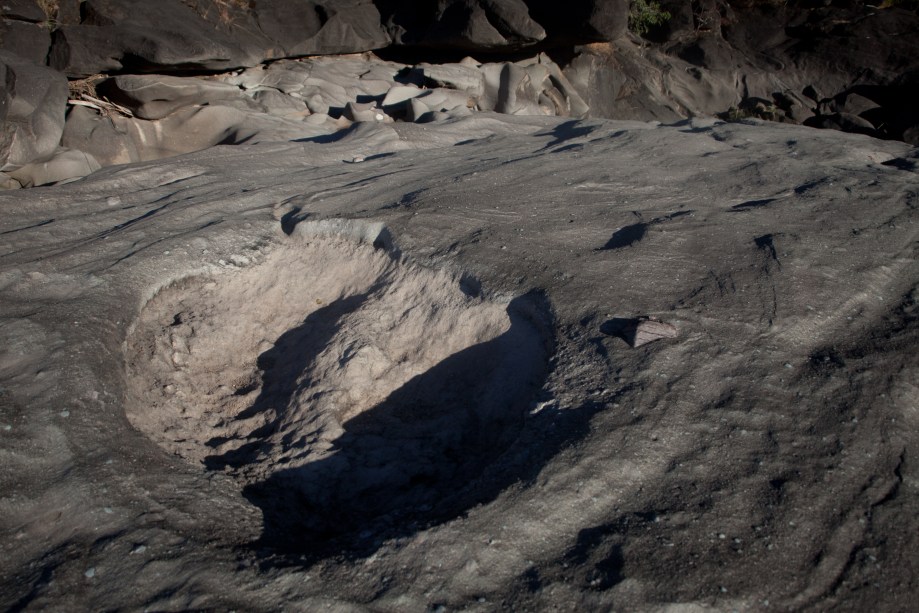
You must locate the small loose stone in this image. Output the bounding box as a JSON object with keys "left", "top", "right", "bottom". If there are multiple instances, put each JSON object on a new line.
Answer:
{"left": 632, "top": 318, "right": 678, "bottom": 347}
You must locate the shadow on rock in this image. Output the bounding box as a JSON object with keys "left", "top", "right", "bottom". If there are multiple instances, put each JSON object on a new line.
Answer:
{"left": 219, "top": 293, "right": 604, "bottom": 565}
{"left": 538, "top": 119, "right": 597, "bottom": 149}
{"left": 204, "top": 292, "right": 373, "bottom": 466}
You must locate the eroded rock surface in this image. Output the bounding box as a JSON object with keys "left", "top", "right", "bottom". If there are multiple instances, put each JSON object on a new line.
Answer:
{"left": 0, "top": 51, "right": 68, "bottom": 183}
{"left": 1, "top": 114, "right": 917, "bottom": 612}
{"left": 2, "top": 1, "right": 919, "bottom": 188}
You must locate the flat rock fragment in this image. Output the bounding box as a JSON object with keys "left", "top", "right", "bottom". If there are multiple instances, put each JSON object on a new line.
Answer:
{"left": 602, "top": 316, "right": 678, "bottom": 347}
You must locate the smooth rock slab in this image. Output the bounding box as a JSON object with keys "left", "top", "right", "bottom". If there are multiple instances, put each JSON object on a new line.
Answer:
{"left": 98, "top": 74, "right": 250, "bottom": 120}
{"left": 0, "top": 51, "right": 68, "bottom": 172}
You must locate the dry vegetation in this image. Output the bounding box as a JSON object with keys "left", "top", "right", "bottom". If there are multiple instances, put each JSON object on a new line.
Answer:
{"left": 67, "top": 75, "right": 133, "bottom": 118}
{"left": 36, "top": 0, "right": 58, "bottom": 20}
{"left": 181, "top": 0, "right": 252, "bottom": 25}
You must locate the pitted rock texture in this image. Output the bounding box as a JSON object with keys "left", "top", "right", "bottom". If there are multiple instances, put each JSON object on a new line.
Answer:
{"left": 125, "top": 232, "right": 550, "bottom": 547}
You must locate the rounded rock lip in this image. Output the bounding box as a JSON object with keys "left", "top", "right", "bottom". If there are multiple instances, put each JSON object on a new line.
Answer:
{"left": 124, "top": 225, "right": 554, "bottom": 555}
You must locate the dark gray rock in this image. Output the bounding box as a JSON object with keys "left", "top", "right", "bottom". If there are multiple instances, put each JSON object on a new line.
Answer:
{"left": 255, "top": 0, "right": 390, "bottom": 57}
{"left": 477, "top": 56, "right": 587, "bottom": 116}
{"left": 380, "top": 0, "right": 629, "bottom": 51}
{"left": 783, "top": 6, "right": 919, "bottom": 86}
{"left": 61, "top": 105, "right": 142, "bottom": 167}
{"left": 563, "top": 42, "right": 723, "bottom": 122}
{"left": 0, "top": 0, "right": 46, "bottom": 22}
{"left": 802, "top": 85, "right": 823, "bottom": 104}
{"left": 380, "top": 0, "right": 546, "bottom": 52}
{"left": 414, "top": 62, "right": 486, "bottom": 99}
{"left": 0, "top": 19, "right": 51, "bottom": 65}
{"left": 903, "top": 125, "right": 919, "bottom": 146}
{"left": 53, "top": 0, "right": 84, "bottom": 25}
{"left": 819, "top": 91, "right": 880, "bottom": 118}
{"left": 97, "top": 74, "right": 250, "bottom": 120}
{"left": 772, "top": 90, "right": 814, "bottom": 124}
{"left": 250, "top": 89, "right": 310, "bottom": 119}
{"left": 49, "top": 0, "right": 271, "bottom": 77}
{"left": 0, "top": 51, "right": 68, "bottom": 172}
{"left": 7, "top": 147, "right": 101, "bottom": 187}
{"left": 48, "top": 0, "right": 390, "bottom": 78}
{"left": 525, "top": 0, "right": 629, "bottom": 44}
{"left": 61, "top": 98, "right": 338, "bottom": 169}
{"left": 670, "top": 34, "right": 742, "bottom": 71}
{"left": 805, "top": 112, "right": 879, "bottom": 137}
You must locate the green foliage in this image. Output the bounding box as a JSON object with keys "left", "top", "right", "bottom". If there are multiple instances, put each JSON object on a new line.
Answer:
{"left": 629, "top": 0, "right": 672, "bottom": 36}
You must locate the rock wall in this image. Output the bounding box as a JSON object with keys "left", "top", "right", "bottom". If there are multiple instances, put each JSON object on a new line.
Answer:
{"left": 1, "top": 0, "right": 918, "bottom": 188}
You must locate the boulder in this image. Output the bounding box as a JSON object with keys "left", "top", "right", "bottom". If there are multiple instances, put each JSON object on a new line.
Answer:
{"left": 903, "top": 125, "right": 919, "bottom": 146}
{"left": 0, "top": 0, "right": 46, "bottom": 22}
{"left": 97, "top": 74, "right": 250, "bottom": 120}
{"left": 819, "top": 91, "right": 880, "bottom": 118}
{"left": 8, "top": 147, "right": 101, "bottom": 187}
{"left": 254, "top": 0, "right": 390, "bottom": 57}
{"left": 0, "top": 170, "right": 19, "bottom": 188}
{"left": 414, "top": 88, "right": 473, "bottom": 112}
{"left": 563, "top": 42, "right": 719, "bottom": 122}
{"left": 250, "top": 89, "right": 311, "bottom": 119}
{"left": 477, "top": 55, "right": 587, "bottom": 117}
{"left": 407, "top": 97, "right": 431, "bottom": 122}
{"left": 53, "top": 0, "right": 84, "bottom": 25}
{"left": 414, "top": 62, "right": 486, "bottom": 99}
{"left": 0, "top": 0, "right": 52, "bottom": 65}
{"left": 783, "top": 6, "right": 919, "bottom": 86}
{"left": 772, "top": 90, "right": 814, "bottom": 124}
{"left": 62, "top": 102, "right": 338, "bottom": 168}
{"left": 381, "top": 84, "right": 425, "bottom": 109}
{"left": 0, "top": 51, "right": 68, "bottom": 173}
{"left": 381, "top": 85, "right": 472, "bottom": 117}
{"left": 805, "top": 112, "right": 879, "bottom": 138}
{"left": 802, "top": 84, "right": 822, "bottom": 103}
{"left": 221, "top": 57, "right": 404, "bottom": 118}
{"left": 343, "top": 100, "right": 389, "bottom": 122}
{"left": 525, "top": 0, "right": 629, "bottom": 44}
{"left": 61, "top": 105, "right": 142, "bottom": 166}
{"left": 48, "top": 0, "right": 390, "bottom": 78}
{"left": 49, "top": 0, "right": 268, "bottom": 77}
{"left": 670, "top": 33, "right": 743, "bottom": 71}
{"left": 379, "top": 0, "right": 546, "bottom": 52}
{"left": 0, "top": 19, "right": 51, "bottom": 66}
